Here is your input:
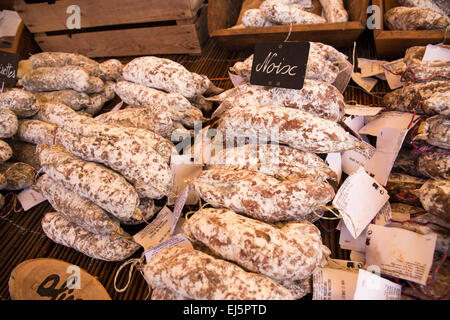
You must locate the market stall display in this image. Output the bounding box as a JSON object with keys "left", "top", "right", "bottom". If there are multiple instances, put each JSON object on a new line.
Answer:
{"left": 0, "top": 11, "right": 448, "bottom": 300}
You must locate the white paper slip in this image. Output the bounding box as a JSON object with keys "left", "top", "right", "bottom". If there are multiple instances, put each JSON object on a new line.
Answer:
{"left": 341, "top": 141, "right": 376, "bottom": 176}
{"left": 325, "top": 152, "right": 342, "bottom": 183}
{"left": 17, "top": 188, "right": 46, "bottom": 211}
{"left": 374, "top": 202, "right": 392, "bottom": 226}
{"left": 168, "top": 154, "right": 202, "bottom": 206}
{"left": 353, "top": 269, "right": 401, "bottom": 300}
{"left": 350, "top": 251, "right": 366, "bottom": 264}
{"left": 328, "top": 259, "right": 364, "bottom": 270}
{"left": 344, "top": 115, "right": 365, "bottom": 132}
{"left": 333, "top": 167, "right": 390, "bottom": 239}
{"left": 358, "top": 58, "right": 388, "bottom": 78}
{"left": 345, "top": 104, "right": 383, "bottom": 117}
{"left": 382, "top": 59, "right": 406, "bottom": 90}
{"left": 228, "top": 71, "right": 245, "bottom": 88}
{"left": 351, "top": 73, "right": 378, "bottom": 93}
{"left": 339, "top": 224, "right": 367, "bottom": 252}
{"left": 133, "top": 206, "right": 175, "bottom": 251}
{"left": 111, "top": 101, "right": 123, "bottom": 112}
{"left": 144, "top": 234, "right": 193, "bottom": 263}
{"left": 365, "top": 224, "right": 437, "bottom": 285}
{"left": 359, "top": 111, "right": 414, "bottom": 136}
{"left": 313, "top": 268, "right": 359, "bottom": 300}
{"left": 422, "top": 44, "right": 450, "bottom": 62}
{"left": 364, "top": 128, "right": 408, "bottom": 186}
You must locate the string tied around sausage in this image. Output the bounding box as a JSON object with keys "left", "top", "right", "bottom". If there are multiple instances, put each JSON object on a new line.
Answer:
{"left": 113, "top": 252, "right": 150, "bottom": 299}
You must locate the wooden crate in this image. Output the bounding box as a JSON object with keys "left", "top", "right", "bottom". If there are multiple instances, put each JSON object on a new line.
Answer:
{"left": 373, "top": 0, "right": 448, "bottom": 58}
{"left": 208, "top": 0, "right": 369, "bottom": 50}
{"left": 13, "top": 0, "right": 209, "bottom": 57}
{"left": 0, "top": 22, "right": 40, "bottom": 60}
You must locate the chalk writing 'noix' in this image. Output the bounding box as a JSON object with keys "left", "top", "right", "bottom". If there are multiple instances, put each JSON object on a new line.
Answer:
{"left": 255, "top": 52, "right": 298, "bottom": 76}
{"left": 0, "top": 63, "right": 16, "bottom": 79}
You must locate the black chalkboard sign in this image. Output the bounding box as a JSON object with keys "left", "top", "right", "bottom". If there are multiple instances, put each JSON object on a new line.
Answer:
{"left": 0, "top": 51, "right": 19, "bottom": 85}
{"left": 250, "top": 41, "right": 310, "bottom": 90}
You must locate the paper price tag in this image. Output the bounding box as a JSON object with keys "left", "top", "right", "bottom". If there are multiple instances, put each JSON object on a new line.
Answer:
{"left": 353, "top": 269, "right": 401, "bottom": 300}
{"left": 344, "top": 115, "right": 365, "bottom": 133}
{"left": 228, "top": 71, "right": 245, "bottom": 88}
{"left": 333, "top": 60, "right": 353, "bottom": 93}
{"left": 133, "top": 206, "right": 175, "bottom": 251}
{"left": 111, "top": 101, "right": 123, "bottom": 112}
{"left": 364, "top": 128, "right": 408, "bottom": 186}
{"left": 341, "top": 141, "right": 376, "bottom": 176}
{"left": 374, "top": 202, "right": 392, "bottom": 226}
{"left": 350, "top": 251, "right": 366, "bottom": 264}
{"left": 365, "top": 224, "right": 437, "bottom": 285}
{"left": 358, "top": 58, "right": 388, "bottom": 78}
{"left": 351, "top": 73, "right": 378, "bottom": 93}
{"left": 328, "top": 259, "right": 364, "bottom": 271}
{"left": 170, "top": 185, "right": 190, "bottom": 235}
{"left": 422, "top": 44, "right": 450, "bottom": 62}
{"left": 325, "top": 152, "right": 342, "bottom": 183}
{"left": 382, "top": 59, "right": 406, "bottom": 90}
{"left": 313, "top": 268, "right": 359, "bottom": 300}
{"left": 339, "top": 224, "right": 367, "bottom": 252}
{"left": 168, "top": 154, "right": 202, "bottom": 206}
{"left": 333, "top": 167, "right": 390, "bottom": 239}
{"left": 144, "top": 234, "right": 193, "bottom": 263}
{"left": 359, "top": 111, "right": 414, "bottom": 136}
{"left": 345, "top": 104, "right": 383, "bottom": 117}
{"left": 17, "top": 188, "right": 46, "bottom": 211}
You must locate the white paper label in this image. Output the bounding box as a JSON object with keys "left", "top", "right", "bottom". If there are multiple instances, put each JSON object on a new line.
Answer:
{"left": 344, "top": 115, "right": 365, "bottom": 133}
{"left": 339, "top": 224, "right": 367, "bottom": 252}
{"left": 341, "top": 141, "right": 376, "bottom": 176}
{"left": 345, "top": 104, "right": 384, "bottom": 117}
{"left": 144, "top": 234, "right": 193, "bottom": 263}
{"left": 333, "top": 167, "right": 390, "bottom": 239}
{"left": 133, "top": 206, "right": 175, "bottom": 251}
{"left": 328, "top": 259, "right": 364, "bottom": 270}
{"left": 111, "top": 101, "right": 123, "bottom": 112}
{"left": 364, "top": 128, "right": 408, "bottom": 186}
{"left": 168, "top": 154, "right": 202, "bottom": 206}
{"left": 325, "top": 152, "right": 342, "bottom": 183}
{"left": 374, "top": 202, "right": 392, "bottom": 226}
{"left": 365, "top": 224, "right": 437, "bottom": 285}
{"left": 350, "top": 251, "right": 366, "bottom": 264}
{"left": 353, "top": 269, "right": 401, "bottom": 300}
{"left": 171, "top": 185, "right": 190, "bottom": 234}
{"left": 358, "top": 58, "right": 388, "bottom": 78}
{"left": 313, "top": 268, "right": 359, "bottom": 300}
{"left": 351, "top": 73, "right": 378, "bottom": 93}
{"left": 422, "top": 44, "right": 450, "bottom": 62}
{"left": 17, "top": 188, "right": 46, "bottom": 211}
{"left": 228, "top": 71, "right": 245, "bottom": 88}
{"left": 359, "top": 111, "right": 414, "bottom": 136}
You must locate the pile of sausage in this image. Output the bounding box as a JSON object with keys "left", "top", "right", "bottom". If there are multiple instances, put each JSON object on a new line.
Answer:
{"left": 385, "top": 0, "right": 449, "bottom": 30}
{"left": 380, "top": 45, "right": 450, "bottom": 299}
{"left": 238, "top": 0, "right": 348, "bottom": 28}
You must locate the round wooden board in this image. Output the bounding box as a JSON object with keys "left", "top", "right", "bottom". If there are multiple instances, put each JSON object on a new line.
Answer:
{"left": 9, "top": 258, "right": 111, "bottom": 300}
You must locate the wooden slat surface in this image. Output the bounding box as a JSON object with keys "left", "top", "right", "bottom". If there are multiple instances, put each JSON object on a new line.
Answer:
{"left": 14, "top": 0, "right": 194, "bottom": 33}
{"left": 0, "top": 31, "right": 387, "bottom": 300}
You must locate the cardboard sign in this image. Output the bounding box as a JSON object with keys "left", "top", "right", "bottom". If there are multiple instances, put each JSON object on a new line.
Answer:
{"left": 0, "top": 51, "right": 19, "bottom": 85}
{"left": 250, "top": 42, "right": 310, "bottom": 90}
